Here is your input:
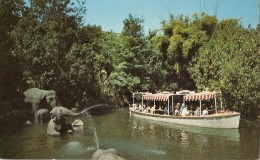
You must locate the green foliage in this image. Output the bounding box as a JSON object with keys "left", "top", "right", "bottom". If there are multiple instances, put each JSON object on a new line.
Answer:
{"left": 0, "top": 0, "right": 25, "bottom": 101}
{"left": 106, "top": 14, "right": 150, "bottom": 105}
{"left": 151, "top": 13, "right": 216, "bottom": 90}
{"left": 189, "top": 19, "right": 260, "bottom": 117}
{"left": 148, "top": 35, "right": 169, "bottom": 90}
{"left": 1, "top": 2, "right": 259, "bottom": 118}
{"left": 10, "top": 0, "right": 90, "bottom": 107}
{"left": 121, "top": 14, "right": 144, "bottom": 38}
{"left": 63, "top": 43, "right": 99, "bottom": 106}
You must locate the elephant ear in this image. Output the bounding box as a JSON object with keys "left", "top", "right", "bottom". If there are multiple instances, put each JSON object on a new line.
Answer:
{"left": 24, "top": 88, "right": 45, "bottom": 104}
{"left": 44, "top": 90, "right": 56, "bottom": 103}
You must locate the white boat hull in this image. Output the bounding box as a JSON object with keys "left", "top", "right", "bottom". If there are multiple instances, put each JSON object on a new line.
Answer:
{"left": 130, "top": 108, "right": 240, "bottom": 128}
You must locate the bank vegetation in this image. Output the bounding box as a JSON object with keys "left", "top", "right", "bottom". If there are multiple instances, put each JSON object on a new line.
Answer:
{"left": 0, "top": 0, "right": 259, "bottom": 118}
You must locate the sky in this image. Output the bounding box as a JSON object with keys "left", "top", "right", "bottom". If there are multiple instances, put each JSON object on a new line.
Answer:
{"left": 84, "top": 0, "right": 259, "bottom": 34}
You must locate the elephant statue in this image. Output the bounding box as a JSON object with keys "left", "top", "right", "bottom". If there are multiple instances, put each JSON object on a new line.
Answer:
{"left": 92, "top": 148, "right": 125, "bottom": 160}
{"left": 36, "top": 108, "right": 50, "bottom": 124}
{"left": 50, "top": 106, "right": 80, "bottom": 117}
{"left": 23, "top": 88, "right": 57, "bottom": 123}
{"left": 47, "top": 106, "right": 80, "bottom": 136}
{"left": 47, "top": 114, "right": 70, "bottom": 136}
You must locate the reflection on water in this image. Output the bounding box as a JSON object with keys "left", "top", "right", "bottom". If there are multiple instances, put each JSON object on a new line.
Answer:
{"left": 0, "top": 108, "right": 259, "bottom": 159}
{"left": 132, "top": 117, "right": 241, "bottom": 142}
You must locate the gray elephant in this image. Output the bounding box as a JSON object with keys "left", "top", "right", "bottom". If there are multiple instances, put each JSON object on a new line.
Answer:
{"left": 47, "top": 106, "right": 80, "bottom": 136}
{"left": 47, "top": 115, "right": 68, "bottom": 136}
{"left": 36, "top": 109, "right": 50, "bottom": 124}
{"left": 92, "top": 148, "right": 125, "bottom": 160}
{"left": 23, "top": 88, "right": 57, "bottom": 123}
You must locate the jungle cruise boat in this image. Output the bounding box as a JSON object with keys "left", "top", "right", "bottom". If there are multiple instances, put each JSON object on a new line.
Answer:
{"left": 129, "top": 90, "right": 241, "bottom": 128}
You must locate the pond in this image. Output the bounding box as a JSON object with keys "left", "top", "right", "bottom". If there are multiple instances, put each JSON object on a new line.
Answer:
{"left": 0, "top": 107, "right": 259, "bottom": 159}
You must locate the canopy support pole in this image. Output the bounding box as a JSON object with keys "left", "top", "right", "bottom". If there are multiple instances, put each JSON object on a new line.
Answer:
{"left": 199, "top": 100, "right": 202, "bottom": 116}
{"left": 132, "top": 94, "right": 135, "bottom": 106}
{"left": 168, "top": 98, "right": 170, "bottom": 115}
{"left": 141, "top": 95, "right": 144, "bottom": 107}
{"left": 172, "top": 96, "right": 174, "bottom": 114}
{"left": 214, "top": 96, "right": 217, "bottom": 114}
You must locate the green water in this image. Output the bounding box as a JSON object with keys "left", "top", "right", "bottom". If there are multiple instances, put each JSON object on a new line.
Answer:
{"left": 0, "top": 108, "right": 259, "bottom": 159}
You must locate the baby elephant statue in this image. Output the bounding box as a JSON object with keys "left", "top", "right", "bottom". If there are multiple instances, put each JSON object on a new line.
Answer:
{"left": 92, "top": 148, "right": 125, "bottom": 160}
{"left": 37, "top": 109, "right": 50, "bottom": 124}
{"left": 47, "top": 106, "right": 80, "bottom": 136}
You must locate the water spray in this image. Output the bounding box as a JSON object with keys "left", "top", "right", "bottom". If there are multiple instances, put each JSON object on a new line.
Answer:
{"left": 79, "top": 104, "right": 115, "bottom": 115}
{"left": 85, "top": 111, "right": 100, "bottom": 150}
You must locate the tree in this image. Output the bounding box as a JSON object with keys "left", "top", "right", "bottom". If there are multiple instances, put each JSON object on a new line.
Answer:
{"left": 151, "top": 13, "right": 217, "bottom": 91}
{"left": 95, "top": 31, "right": 118, "bottom": 103}
{"left": 189, "top": 19, "right": 260, "bottom": 117}
{"left": 11, "top": 0, "right": 86, "bottom": 106}
{"left": 0, "top": 0, "right": 25, "bottom": 101}
{"left": 148, "top": 33, "right": 169, "bottom": 91}
{"left": 63, "top": 25, "right": 104, "bottom": 106}
{"left": 108, "top": 14, "right": 148, "bottom": 105}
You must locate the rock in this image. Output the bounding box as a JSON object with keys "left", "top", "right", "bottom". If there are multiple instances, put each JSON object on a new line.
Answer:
{"left": 92, "top": 148, "right": 125, "bottom": 160}
{"left": 72, "top": 119, "right": 84, "bottom": 131}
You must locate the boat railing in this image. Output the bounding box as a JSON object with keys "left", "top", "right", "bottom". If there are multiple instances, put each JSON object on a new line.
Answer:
{"left": 131, "top": 103, "right": 230, "bottom": 115}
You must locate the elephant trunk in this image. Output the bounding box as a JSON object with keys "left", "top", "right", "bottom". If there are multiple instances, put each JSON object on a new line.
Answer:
{"left": 51, "top": 106, "right": 80, "bottom": 118}
{"left": 67, "top": 112, "right": 80, "bottom": 116}
{"left": 62, "top": 107, "right": 80, "bottom": 117}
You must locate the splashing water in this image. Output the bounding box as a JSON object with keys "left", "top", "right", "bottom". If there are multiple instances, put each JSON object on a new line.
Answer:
{"left": 77, "top": 104, "right": 115, "bottom": 151}
{"left": 85, "top": 111, "right": 99, "bottom": 150}
{"left": 78, "top": 104, "right": 116, "bottom": 150}
{"left": 60, "top": 141, "right": 96, "bottom": 158}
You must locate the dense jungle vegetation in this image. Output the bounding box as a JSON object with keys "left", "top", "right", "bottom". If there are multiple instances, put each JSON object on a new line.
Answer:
{"left": 0, "top": 0, "right": 259, "bottom": 118}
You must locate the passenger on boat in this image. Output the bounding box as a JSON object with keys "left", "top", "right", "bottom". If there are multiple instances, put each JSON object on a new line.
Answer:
{"left": 180, "top": 103, "right": 185, "bottom": 113}
{"left": 133, "top": 104, "right": 139, "bottom": 111}
{"left": 150, "top": 106, "right": 155, "bottom": 114}
{"left": 138, "top": 104, "right": 143, "bottom": 112}
{"left": 164, "top": 107, "right": 168, "bottom": 115}
{"left": 186, "top": 107, "right": 192, "bottom": 116}
{"left": 146, "top": 106, "right": 151, "bottom": 113}
{"left": 202, "top": 107, "right": 209, "bottom": 116}
{"left": 194, "top": 106, "right": 200, "bottom": 116}
{"left": 181, "top": 105, "right": 190, "bottom": 116}
{"left": 174, "top": 103, "right": 180, "bottom": 114}
{"left": 190, "top": 105, "right": 194, "bottom": 115}
{"left": 209, "top": 105, "right": 214, "bottom": 114}
{"left": 225, "top": 108, "right": 233, "bottom": 113}
{"left": 175, "top": 107, "right": 180, "bottom": 116}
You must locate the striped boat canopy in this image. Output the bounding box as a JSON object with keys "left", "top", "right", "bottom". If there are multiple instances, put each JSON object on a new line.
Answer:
{"left": 184, "top": 91, "right": 220, "bottom": 101}
{"left": 143, "top": 93, "right": 175, "bottom": 101}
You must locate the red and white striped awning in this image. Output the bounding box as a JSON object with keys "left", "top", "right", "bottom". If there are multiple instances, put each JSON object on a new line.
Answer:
{"left": 143, "top": 93, "right": 174, "bottom": 101}
{"left": 184, "top": 91, "right": 219, "bottom": 101}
